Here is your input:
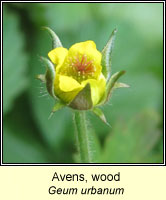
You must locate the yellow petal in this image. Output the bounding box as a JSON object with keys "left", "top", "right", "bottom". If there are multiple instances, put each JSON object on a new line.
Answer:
{"left": 48, "top": 47, "right": 68, "bottom": 66}
{"left": 59, "top": 75, "right": 82, "bottom": 92}
{"left": 68, "top": 41, "right": 102, "bottom": 78}
{"left": 54, "top": 75, "right": 83, "bottom": 103}
{"left": 69, "top": 41, "right": 101, "bottom": 64}
{"left": 82, "top": 73, "right": 106, "bottom": 105}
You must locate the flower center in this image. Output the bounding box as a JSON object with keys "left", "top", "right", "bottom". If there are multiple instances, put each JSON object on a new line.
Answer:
{"left": 73, "top": 54, "right": 94, "bottom": 74}
{"left": 60, "top": 54, "right": 97, "bottom": 82}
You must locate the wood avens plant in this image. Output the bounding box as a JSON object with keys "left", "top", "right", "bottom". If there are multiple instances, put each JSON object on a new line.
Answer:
{"left": 37, "top": 27, "right": 129, "bottom": 163}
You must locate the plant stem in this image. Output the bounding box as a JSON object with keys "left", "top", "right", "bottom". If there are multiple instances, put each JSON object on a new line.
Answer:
{"left": 73, "top": 111, "right": 91, "bottom": 163}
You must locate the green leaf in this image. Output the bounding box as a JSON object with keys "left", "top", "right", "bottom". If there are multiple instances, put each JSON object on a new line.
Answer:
{"left": 3, "top": 125, "right": 49, "bottom": 163}
{"left": 43, "top": 26, "right": 62, "bottom": 49}
{"left": 3, "top": 95, "right": 51, "bottom": 163}
{"left": 40, "top": 56, "right": 56, "bottom": 99}
{"left": 44, "top": 4, "right": 91, "bottom": 32}
{"left": 92, "top": 107, "right": 110, "bottom": 127}
{"left": 102, "top": 110, "right": 163, "bottom": 163}
{"left": 101, "top": 29, "right": 117, "bottom": 79}
{"left": 3, "top": 6, "right": 28, "bottom": 115}
{"left": 69, "top": 84, "right": 93, "bottom": 110}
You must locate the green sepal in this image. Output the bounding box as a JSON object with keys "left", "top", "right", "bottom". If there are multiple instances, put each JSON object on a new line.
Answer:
{"left": 113, "top": 82, "right": 130, "bottom": 89}
{"left": 69, "top": 83, "right": 93, "bottom": 110}
{"left": 52, "top": 101, "right": 65, "bottom": 112}
{"left": 36, "top": 74, "right": 46, "bottom": 83}
{"left": 105, "top": 70, "right": 126, "bottom": 102}
{"left": 42, "top": 26, "right": 62, "bottom": 49}
{"left": 99, "top": 70, "right": 126, "bottom": 105}
{"left": 101, "top": 29, "right": 117, "bottom": 80}
{"left": 92, "top": 107, "right": 111, "bottom": 127}
{"left": 40, "top": 56, "right": 56, "bottom": 99}
{"left": 48, "top": 101, "right": 65, "bottom": 119}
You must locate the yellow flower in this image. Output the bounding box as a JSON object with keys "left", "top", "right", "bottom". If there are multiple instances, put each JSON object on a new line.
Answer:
{"left": 37, "top": 27, "right": 128, "bottom": 123}
{"left": 48, "top": 41, "right": 106, "bottom": 107}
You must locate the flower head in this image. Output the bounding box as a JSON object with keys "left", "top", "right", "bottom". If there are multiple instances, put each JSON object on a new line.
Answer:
{"left": 37, "top": 27, "right": 129, "bottom": 124}
{"left": 48, "top": 41, "right": 106, "bottom": 107}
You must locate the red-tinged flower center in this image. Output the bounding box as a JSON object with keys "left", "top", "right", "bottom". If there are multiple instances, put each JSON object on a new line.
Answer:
{"left": 73, "top": 55, "right": 94, "bottom": 75}
{"left": 60, "top": 54, "right": 97, "bottom": 82}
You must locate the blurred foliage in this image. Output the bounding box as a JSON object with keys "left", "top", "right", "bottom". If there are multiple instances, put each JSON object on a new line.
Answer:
{"left": 3, "top": 3, "right": 163, "bottom": 163}
{"left": 3, "top": 6, "right": 28, "bottom": 114}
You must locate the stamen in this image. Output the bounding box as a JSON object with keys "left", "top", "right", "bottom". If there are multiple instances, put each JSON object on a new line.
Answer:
{"left": 61, "top": 54, "right": 96, "bottom": 82}
{"left": 73, "top": 54, "right": 95, "bottom": 75}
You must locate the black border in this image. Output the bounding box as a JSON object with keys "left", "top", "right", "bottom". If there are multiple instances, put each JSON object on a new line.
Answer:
{"left": 1, "top": 0, "right": 165, "bottom": 166}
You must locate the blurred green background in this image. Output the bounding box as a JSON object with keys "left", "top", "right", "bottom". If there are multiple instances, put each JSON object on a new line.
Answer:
{"left": 3, "top": 3, "right": 163, "bottom": 163}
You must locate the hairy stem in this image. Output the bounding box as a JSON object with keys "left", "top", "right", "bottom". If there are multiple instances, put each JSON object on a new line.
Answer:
{"left": 73, "top": 111, "right": 91, "bottom": 163}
